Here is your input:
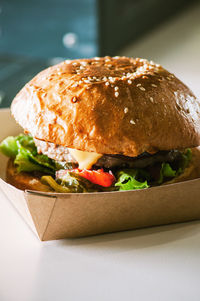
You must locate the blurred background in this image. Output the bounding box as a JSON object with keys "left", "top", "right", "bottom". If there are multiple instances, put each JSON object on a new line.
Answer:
{"left": 0, "top": 0, "right": 199, "bottom": 108}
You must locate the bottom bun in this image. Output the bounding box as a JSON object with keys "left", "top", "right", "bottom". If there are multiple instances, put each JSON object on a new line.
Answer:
{"left": 6, "top": 159, "right": 52, "bottom": 192}
{"left": 6, "top": 148, "right": 200, "bottom": 192}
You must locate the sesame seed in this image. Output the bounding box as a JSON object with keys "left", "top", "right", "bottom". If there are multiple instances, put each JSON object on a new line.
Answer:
{"left": 105, "top": 82, "right": 109, "bottom": 86}
{"left": 139, "top": 86, "right": 146, "bottom": 91}
{"left": 72, "top": 62, "right": 77, "bottom": 66}
{"left": 71, "top": 96, "right": 78, "bottom": 103}
{"left": 102, "top": 76, "right": 107, "bottom": 81}
{"left": 79, "top": 80, "right": 83, "bottom": 84}
{"left": 72, "top": 83, "right": 78, "bottom": 88}
{"left": 94, "top": 57, "right": 100, "bottom": 60}
{"left": 167, "top": 76, "right": 172, "bottom": 80}
{"left": 79, "top": 66, "right": 84, "bottom": 70}
{"left": 136, "top": 83, "right": 141, "bottom": 87}
{"left": 149, "top": 97, "right": 154, "bottom": 102}
{"left": 114, "top": 86, "right": 119, "bottom": 91}
{"left": 151, "top": 84, "right": 157, "bottom": 87}
{"left": 84, "top": 80, "right": 90, "bottom": 83}
{"left": 128, "top": 79, "right": 132, "bottom": 84}
{"left": 107, "top": 64, "right": 112, "bottom": 67}
{"left": 124, "top": 107, "right": 128, "bottom": 114}
{"left": 130, "top": 119, "right": 135, "bottom": 125}
{"left": 115, "top": 91, "right": 119, "bottom": 97}
{"left": 113, "top": 56, "right": 120, "bottom": 59}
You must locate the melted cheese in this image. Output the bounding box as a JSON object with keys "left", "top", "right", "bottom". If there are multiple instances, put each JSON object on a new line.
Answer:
{"left": 68, "top": 148, "right": 102, "bottom": 169}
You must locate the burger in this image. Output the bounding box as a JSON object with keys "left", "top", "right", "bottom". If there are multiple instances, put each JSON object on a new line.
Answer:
{"left": 1, "top": 56, "right": 200, "bottom": 193}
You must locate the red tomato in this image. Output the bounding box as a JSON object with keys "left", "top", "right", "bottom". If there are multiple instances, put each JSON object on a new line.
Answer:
{"left": 58, "top": 168, "right": 116, "bottom": 187}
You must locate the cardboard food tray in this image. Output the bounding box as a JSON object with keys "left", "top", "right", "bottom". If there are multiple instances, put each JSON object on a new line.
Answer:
{"left": 0, "top": 108, "right": 200, "bottom": 241}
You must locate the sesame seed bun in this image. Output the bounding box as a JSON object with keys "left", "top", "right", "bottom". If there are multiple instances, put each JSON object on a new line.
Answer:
{"left": 11, "top": 56, "right": 200, "bottom": 156}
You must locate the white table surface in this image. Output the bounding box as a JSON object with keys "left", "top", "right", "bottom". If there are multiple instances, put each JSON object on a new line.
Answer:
{"left": 1, "top": 3, "right": 200, "bottom": 301}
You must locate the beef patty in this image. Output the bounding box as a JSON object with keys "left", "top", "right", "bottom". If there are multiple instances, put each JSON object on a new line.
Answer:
{"left": 34, "top": 138, "right": 182, "bottom": 169}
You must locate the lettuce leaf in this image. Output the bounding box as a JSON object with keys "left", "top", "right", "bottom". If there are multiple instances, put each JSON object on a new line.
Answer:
{"left": 115, "top": 169, "right": 149, "bottom": 191}
{"left": 0, "top": 134, "right": 56, "bottom": 174}
{"left": 115, "top": 149, "right": 192, "bottom": 191}
{"left": 0, "top": 136, "right": 18, "bottom": 158}
{"left": 177, "top": 148, "right": 192, "bottom": 174}
{"left": 158, "top": 149, "right": 192, "bottom": 184}
{"left": 158, "top": 163, "right": 176, "bottom": 184}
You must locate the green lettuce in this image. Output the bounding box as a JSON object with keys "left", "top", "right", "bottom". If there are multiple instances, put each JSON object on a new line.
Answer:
{"left": 0, "top": 136, "right": 18, "bottom": 158}
{"left": 158, "top": 163, "right": 176, "bottom": 184}
{"left": 115, "top": 149, "right": 192, "bottom": 191}
{"left": 177, "top": 148, "right": 192, "bottom": 174}
{"left": 0, "top": 134, "right": 56, "bottom": 174}
{"left": 115, "top": 169, "right": 149, "bottom": 191}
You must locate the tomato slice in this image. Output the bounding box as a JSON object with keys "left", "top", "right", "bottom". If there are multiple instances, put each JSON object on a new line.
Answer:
{"left": 78, "top": 169, "right": 116, "bottom": 187}
{"left": 57, "top": 168, "right": 116, "bottom": 187}
{"left": 56, "top": 168, "right": 116, "bottom": 187}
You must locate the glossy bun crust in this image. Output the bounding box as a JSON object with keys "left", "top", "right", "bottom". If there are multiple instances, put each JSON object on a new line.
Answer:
{"left": 11, "top": 56, "right": 200, "bottom": 156}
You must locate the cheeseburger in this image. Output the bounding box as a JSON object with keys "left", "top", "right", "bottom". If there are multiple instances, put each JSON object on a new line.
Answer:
{"left": 1, "top": 56, "right": 200, "bottom": 192}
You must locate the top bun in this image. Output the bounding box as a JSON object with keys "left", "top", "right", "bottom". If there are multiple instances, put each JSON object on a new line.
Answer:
{"left": 11, "top": 56, "right": 200, "bottom": 157}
